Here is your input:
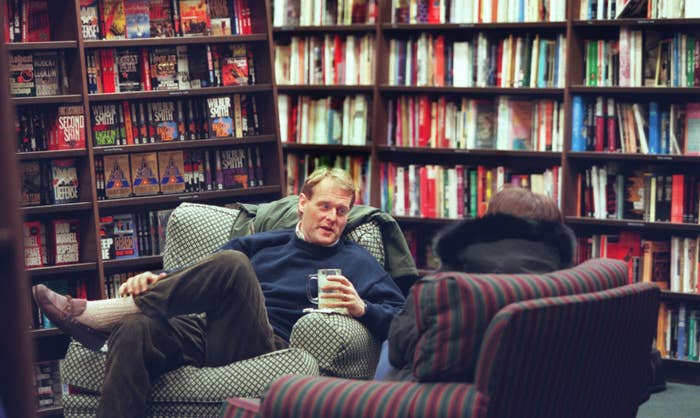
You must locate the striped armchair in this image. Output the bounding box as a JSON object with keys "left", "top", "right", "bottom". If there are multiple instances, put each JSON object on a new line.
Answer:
{"left": 224, "top": 259, "right": 660, "bottom": 418}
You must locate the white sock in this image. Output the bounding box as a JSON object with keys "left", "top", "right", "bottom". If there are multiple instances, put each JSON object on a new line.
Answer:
{"left": 78, "top": 297, "right": 139, "bottom": 331}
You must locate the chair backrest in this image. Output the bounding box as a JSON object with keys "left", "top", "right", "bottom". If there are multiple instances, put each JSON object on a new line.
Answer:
{"left": 409, "top": 258, "right": 629, "bottom": 382}
{"left": 474, "top": 282, "right": 659, "bottom": 418}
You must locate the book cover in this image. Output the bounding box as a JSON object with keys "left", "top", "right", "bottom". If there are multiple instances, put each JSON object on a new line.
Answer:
{"left": 54, "top": 105, "right": 86, "bottom": 150}
{"left": 20, "top": 161, "right": 43, "bottom": 206}
{"left": 221, "top": 44, "right": 249, "bottom": 86}
{"left": 99, "top": 216, "right": 116, "bottom": 260}
{"left": 124, "top": 0, "right": 150, "bottom": 38}
{"left": 219, "top": 147, "right": 248, "bottom": 189}
{"left": 50, "top": 159, "right": 79, "bottom": 204}
{"left": 179, "top": 0, "right": 210, "bottom": 36}
{"left": 176, "top": 45, "right": 190, "bottom": 89}
{"left": 130, "top": 152, "right": 160, "bottom": 196}
{"left": 206, "top": 96, "right": 233, "bottom": 138}
{"left": 187, "top": 46, "right": 210, "bottom": 88}
{"left": 509, "top": 99, "right": 534, "bottom": 150}
{"left": 116, "top": 48, "right": 143, "bottom": 92}
{"left": 149, "top": 46, "right": 178, "bottom": 90}
{"left": 91, "top": 103, "right": 120, "bottom": 146}
{"left": 23, "top": 220, "right": 44, "bottom": 268}
{"left": 103, "top": 154, "right": 133, "bottom": 198}
{"left": 148, "top": 100, "right": 178, "bottom": 141}
{"left": 52, "top": 219, "right": 80, "bottom": 265}
{"left": 26, "top": 0, "right": 50, "bottom": 42}
{"left": 100, "top": 0, "right": 127, "bottom": 39}
{"left": 209, "top": 0, "right": 231, "bottom": 35}
{"left": 9, "top": 52, "right": 35, "bottom": 97}
{"left": 33, "top": 51, "right": 59, "bottom": 96}
{"left": 684, "top": 102, "right": 700, "bottom": 155}
{"left": 474, "top": 99, "right": 495, "bottom": 149}
{"left": 158, "top": 150, "right": 186, "bottom": 194}
{"left": 149, "top": 0, "right": 175, "bottom": 37}
{"left": 80, "top": 0, "right": 101, "bottom": 40}
{"left": 113, "top": 213, "right": 139, "bottom": 259}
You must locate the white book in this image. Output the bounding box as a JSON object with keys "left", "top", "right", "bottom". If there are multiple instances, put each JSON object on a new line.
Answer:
{"left": 408, "top": 164, "right": 419, "bottom": 216}
{"left": 452, "top": 42, "right": 470, "bottom": 86}
{"left": 278, "top": 94, "right": 289, "bottom": 143}
{"left": 341, "top": 96, "right": 351, "bottom": 145}
{"left": 632, "top": 103, "right": 649, "bottom": 154}
{"left": 176, "top": 46, "right": 189, "bottom": 90}
{"left": 686, "top": 1, "right": 700, "bottom": 17}
{"left": 395, "top": 166, "right": 405, "bottom": 216}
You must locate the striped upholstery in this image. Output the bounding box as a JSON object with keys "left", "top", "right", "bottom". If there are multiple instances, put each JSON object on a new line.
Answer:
{"left": 412, "top": 258, "right": 628, "bottom": 382}
{"left": 246, "top": 280, "right": 658, "bottom": 418}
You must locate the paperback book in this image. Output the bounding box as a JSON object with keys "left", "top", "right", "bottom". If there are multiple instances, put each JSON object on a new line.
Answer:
{"left": 50, "top": 159, "right": 80, "bottom": 204}
{"left": 149, "top": 100, "right": 179, "bottom": 141}
{"left": 130, "top": 152, "right": 160, "bottom": 196}
{"left": 179, "top": 0, "right": 211, "bottom": 36}
{"left": 113, "top": 213, "right": 139, "bottom": 259}
{"left": 33, "top": 51, "right": 59, "bottom": 96}
{"left": 80, "top": 0, "right": 101, "bottom": 40}
{"left": 100, "top": 0, "right": 127, "bottom": 39}
{"left": 124, "top": 0, "right": 150, "bottom": 39}
{"left": 54, "top": 105, "right": 86, "bottom": 150}
{"left": 9, "top": 52, "right": 35, "bottom": 97}
{"left": 206, "top": 96, "right": 234, "bottom": 138}
{"left": 52, "top": 219, "right": 80, "bottom": 265}
{"left": 150, "top": 47, "right": 179, "bottom": 90}
{"left": 158, "top": 150, "right": 186, "bottom": 194}
{"left": 103, "top": 154, "right": 133, "bottom": 198}
{"left": 219, "top": 147, "right": 248, "bottom": 189}
{"left": 149, "top": 0, "right": 176, "bottom": 37}
{"left": 20, "top": 161, "right": 43, "bottom": 206}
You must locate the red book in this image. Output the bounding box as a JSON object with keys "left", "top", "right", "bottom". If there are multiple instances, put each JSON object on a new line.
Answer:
{"left": 427, "top": 0, "right": 440, "bottom": 23}
{"left": 417, "top": 95, "right": 431, "bottom": 147}
{"left": 477, "top": 165, "right": 487, "bottom": 217}
{"left": 671, "top": 174, "right": 685, "bottom": 223}
{"left": 26, "top": 0, "right": 50, "bottom": 42}
{"left": 605, "top": 231, "right": 641, "bottom": 283}
{"left": 606, "top": 97, "right": 617, "bottom": 151}
{"left": 594, "top": 96, "right": 605, "bottom": 152}
{"left": 434, "top": 35, "right": 445, "bottom": 86}
{"left": 419, "top": 165, "right": 428, "bottom": 217}
{"left": 53, "top": 106, "right": 86, "bottom": 150}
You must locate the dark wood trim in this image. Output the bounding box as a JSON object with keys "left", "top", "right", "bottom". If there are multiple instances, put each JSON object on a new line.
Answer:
{"left": 17, "top": 149, "right": 89, "bottom": 160}
{"left": 567, "top": 152, "right": 700, "bottom": 163}
{"left": 21, "top": 202, "right": 93, "bottom": 216}
{"left": 83, "top": 34, "right": 267, "bottom": 48}
{"left": 570, "top": 86, "right": 700, "bottom": 95}
{"left": 379, "top": 86, "right": 565, "bottom": 95}
{"left": 27, "top": 262, "right": 98, "bottom": 278}
{"left": 565, "top": 217, "right": 700, "bottom": 232}
{"left": 381, "top": 22, "right": 567, "bottom": 31}
{"left": 93, "top": 135, "right": 277, "bottom": 154}
{"left": 283, "top": 143, "right": 373, "bottom": 153}
{"left": 97, "top": 185, "right": 282, "bottom": 209}
{"left": 661, "top": 291, "right": 700, "bottom": 303}
{"left": 87, "top": 84, "right": 273, "bottom": 101}
{"left": 11, "top": 94, "right": 83, "bottom": 105}
{"left": 376, "top": 145, "right": 563, "bottom": 160}
{"left": 277, "top": 85, "right": 375, "bottom": 93}
{"left": 273, "top": 24, "right": 376, "bottom": 33}
{"left": 572, "top": 18, "right": 700, "bottom": 27}
{"left": 5, "top": 41, "right": 78, "bottom": 50}
{"left": 103, "top": 256, "right": 163, "bottom": 271}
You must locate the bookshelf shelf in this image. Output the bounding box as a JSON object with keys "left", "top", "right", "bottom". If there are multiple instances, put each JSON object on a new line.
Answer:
{"left": 567, "top": 152, "right": 700, "bottom": 163}
{"left": 395, "top": 216, "right": 458, "bottom": 225}
{"left": 87, "top": 84, "right": 273, "bottom": 101}
{"left": 380, "top": 22, "right": 567, "bottom": 32}
{"left": 27, "top": 262, "right": 98, "bottom": 278}
{"left": 565, "top": 217, "right": 700, "bottom": 232}
{"left": 31, "top": 328, "right": 65, "bottom": 339}
{"left": 17, "top": 149, "right": 89, "bottom": 160}
{"left": 93, "top": 135, "right": 277, "bottom": 155}
{"left": 4, "top": 41, "right": 78, "bottom": 50}
{"left": 378, "top": 86, "right": 565, "bottom": 96}
{"left": 277, "top": 85, "right": 374, "bottom": 93}
{"left": 376, "top": 145, "right": 562, "bottom": 160}
{"left": 21, "top": 202, "right": 93, "bottom": 216}
{"left": 97, "top": 185, "right": 282, "bottom": 209}
{"left": 83, "top": 34, "right": 268, "bottom": 48}
{"left": 103, "top": 255, "right": 163, "bottom": 271}
{"left": 661, "top": 291, "right": 700, "bottom": 303}
{"left": 11, "top": 94, "right": 83, "bottom": 105}
{"left": 283, "top": 144, "right": 372, "bottom": 153}
{"left": 572, "top": 18, "right": 700, "bottom": 27}
{"left": 569, "top": 86, "right": 700, "bottom": 95}
{"left": 37, "top": 405, "right": 63, "bottom": 417}
{"left": 273, "top": 24, "right": 376, "bottom": 34}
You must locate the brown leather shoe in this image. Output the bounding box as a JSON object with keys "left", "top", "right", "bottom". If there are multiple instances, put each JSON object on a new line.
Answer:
{"left": 32, "top": 284, "right": 108, "bottom": 350}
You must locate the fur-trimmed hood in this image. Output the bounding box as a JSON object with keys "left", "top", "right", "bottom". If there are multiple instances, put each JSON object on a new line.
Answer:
{"left": 433, "top": 213, "right": 576, "bottom": 274}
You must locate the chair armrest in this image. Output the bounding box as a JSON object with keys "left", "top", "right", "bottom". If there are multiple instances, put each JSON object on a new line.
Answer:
{"left": 259, "top": 375, "right": 488, "bottom": 418}
{"left": 289, "top": 313, "right": 381, "bottom": 379}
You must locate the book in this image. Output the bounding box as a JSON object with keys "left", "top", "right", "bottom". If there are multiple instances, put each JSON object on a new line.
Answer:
{"left": 99, "top": 216, "right": 116, "bottom": 260}
{"left": 20, "top": 161, "right": 43, "bottom": 206}
{"left": 103, "top": 154, "right": 133, "bottom": 198}
{"left": 54, "top": 105, "right": 86, "bottom": 150}
{"left": 50, "top": 159, "right": 79, "bottom": 204}
{"left": 176, "top": 45, "right": 190, "bottom": 89}
{"left": 209, "top": 0, "right": 231, "bottom": 35}
{"left": 179, "top": 0, "right": 210, "bottom": 36}
{"left": 186, "top": 46, "right": 210, "bottom": 88}
{"left": 615, "top": 0, "right": 647, "bottom": 18}
{"left": 149, "top": 0, "right": 175, "bottom": 37}
{"left": 80, "top": 0, "right": 101, "bottom": 40}
{"left": 26, "top": 0, "right": 50, "bottom": 42}
{"left": 23, "top": 221, "right": 44, "bottom": 268}
{"left": 52, "top": 219, "right": 80, "bottom": 265}
{"left": 684, "top": 103, "right": 700, "bottom": 155}
{"left": 158, "top": 150, "right": 186, "bottom": 194}
{"left": 33, "top": 51, "right": 59, "bottom": 96}
{"left": 100, "top": 0, "right": 127, "bottom": 39}
{"left": 130, "top": 152, "right": 160, "bottom": 196}
{"left": 113, "top": 213, "right": 138, "bottom": 259}
{"left": 9, "top": 52, "right": 35, "bottom": 97}
{"left": 124, "top": 0, "right": 150, "bottom": 38}
{"left": 206, "top": 96, "right": 234, "bottom": 138}
{"left": 219, "top": 147, "right": 248, "bottom": 189}
{"left": 148, "top": 100, "right": 178, "bottom": 142}
{"left": 116, "top": 48, "right": 143, "bottom": 92}
{"left": 91, "top": 103, "right": 120, "bottom": 146}
{"left": 221, "top": 45, "right": 249, "bottom": 86}
{"left": 149, "top": 47, "right": 179, "bottom": 90}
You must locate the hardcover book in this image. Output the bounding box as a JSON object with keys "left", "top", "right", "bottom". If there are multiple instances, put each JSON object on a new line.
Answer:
{"left": 9, "top": 52, "right": 35, "bottom": 97}
{"left": 33, "top": 51, "right": 59, "bottom": 96}
{"left": 116, "top": 48, "right": 143, "bottom": 92}
{"left": 91, "top": 103, "right": 120, "bottom": 146}
{"left": 149, "top": 0, "right": 175, "bottom": 37}
{"left": 80, "top": 0, "right": 101, "bottom": 40}
{"left": 149, "top": 100, "right": 178, "bottom": 141}
{"left": 206, "top": 96, "right": 234, "bottom": 138}
{"left": 20, "top": 161, "right": 43, "bottom": 206}
{"left": 219, "top": 147, "right": 248, "bottom": 189}
{"left": 100, "top": 0, "right": 127, "bottom": 39}
{"left": 54, "top": 105, "right": 86, "bottom": 150}
{"left": 179, "top": 0, "right": 211, "bottom": 36}
{"left": 50, "top": 159, "right": 80, "bottom": 204}
{"left": 124, "top": 0, "right": 150, "bottom": 38}
{"left": 158, "top": 150, "right": 186, "bottom": 194}
{"left": 113, "top": 213, "right": 139, "bottom": 259}
{"left": 52, "top": 219, "right": 80, "bottom": 265}
{"left": 150, "top": 47, "right": 179, "bottom": 90}
{"left": 130, "top": 152, "right": 160, "bottom": 195}
{"left": 103, "top": 154, "right": 133, "bottom": 198}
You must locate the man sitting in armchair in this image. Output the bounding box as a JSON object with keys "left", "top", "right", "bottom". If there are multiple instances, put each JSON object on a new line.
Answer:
{"left": 33, "top": 167, "right": 406, "bottom": 418}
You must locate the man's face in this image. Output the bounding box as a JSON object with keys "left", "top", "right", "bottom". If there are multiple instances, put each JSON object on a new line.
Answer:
{"left": 298, "top": 178, "right": 353, "bottom": 246}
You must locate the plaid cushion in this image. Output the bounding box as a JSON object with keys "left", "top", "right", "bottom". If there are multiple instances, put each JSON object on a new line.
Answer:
{"left": 411, "top": 258, "right": 629, "bottom": 382}
{"left": 345, "top": 221, "right": 385, "bottom": 267}
{"left": 259, "top": 375, "right": 488, "bottom": 418}
{"left": 474, "top": 283, "right": 659, "bottom": 418}
{"left": 290, "top": 313, "right": 381, "bottom": 379}
{"left": 61, "top": 341, "right": 318, "bottom": 403}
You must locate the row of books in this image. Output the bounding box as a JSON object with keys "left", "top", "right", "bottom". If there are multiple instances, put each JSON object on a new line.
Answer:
{"left": 23, "top": 219, "right": 81, "bottom": 268}
{"left": 659, "top": 302, "right": 700, "bottom": 361}
{"left": 285, "top": 153, "right": 370, "bottom": 205}
{"left": 20, "top": 159, "right": 80, "bottom": 207}
{"left": 86, "top": 43, "right": 254, "bottom": 94}
{"left": 277, "top": 94, "right": 368, "bottom": 146}
{"left": 32, "top": 280, "right": 88, "bottom": 329}
{"left": 8, "top": 51, "right": 70, "bottom": 97}
{"left": 91, "top": 95, "right": 260, "bottom": 146}
{"left": 34, "top": 360, "right": 64, "bottom": 409}
{"left": 95, "top": 145, "right": 263, "bottom": 199}
{"left": 391, "top": 0, "right": 566, "bottom": 24}
{"left": 272, "top": 0, "right": 376, "bottom": 26}
{"left": 80, "top": 0, "right": 253, "bottom": 41}
{"left": 580, "top": 0, "right": 700, "bottom": 20}
{"left": 4, "top": 0, "right": 50, "bottom": 43}
{"left": 100, "top": 209, "right": 173, "bottom": 260}
{"left": 387, "top": 96, "right": 564, "bottom": 152}
{"left": 274, "top": 34, "right": 374, "bottom": 86}
{"left": 104, "top": 271, "right": 139, "bottom": 298}
{"left": 16, "top": 105, "right": 86, "bottom": 152}
{"left": 571, "top": 98, "right": 700, "bottom": 155}
{"left": 579, "top": 166, "right": 700, "bottom": 224}
{"left": 380, "top": 163, "right": 561, "bottom": 219}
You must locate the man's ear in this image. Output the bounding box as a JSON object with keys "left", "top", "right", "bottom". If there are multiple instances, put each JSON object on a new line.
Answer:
{"left": 298, "top": 192, "right": 308, "bottom": 216}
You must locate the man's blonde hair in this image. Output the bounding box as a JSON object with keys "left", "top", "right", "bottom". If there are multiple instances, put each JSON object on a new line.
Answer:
{"left": 301, "top": 167, "right": 357, "bottom": 207}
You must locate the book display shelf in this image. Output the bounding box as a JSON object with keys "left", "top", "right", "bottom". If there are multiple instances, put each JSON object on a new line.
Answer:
{"left": 4, "top": 0, "right": 284, "bottom": 415}
{"left": 272, "top": 0, "right": 700, "bottom": 383}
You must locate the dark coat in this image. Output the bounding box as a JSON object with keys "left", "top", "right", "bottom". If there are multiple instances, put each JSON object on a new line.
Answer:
{"left": 385, "top": 213, "right": 577, "bottom": 381}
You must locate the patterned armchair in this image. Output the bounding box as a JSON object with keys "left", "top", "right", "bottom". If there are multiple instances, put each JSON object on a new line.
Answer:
{"left": 224, "top": 259, "right": 661, "bottom": 418}
{"left": 60, "top": 199, "right": 416, "bottom": 417}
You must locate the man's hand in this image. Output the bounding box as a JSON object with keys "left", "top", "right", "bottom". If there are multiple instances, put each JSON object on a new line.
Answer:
{"left": 119, "top": 271, "right": 167, "bottom": 297}
{"left": 322, "top": 275, "right": 367, "bottom": 318}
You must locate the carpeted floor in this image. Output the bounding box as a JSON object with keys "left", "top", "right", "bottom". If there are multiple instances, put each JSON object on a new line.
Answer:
{"left": 637, "top": 383, "right": 700, "bottom": 418}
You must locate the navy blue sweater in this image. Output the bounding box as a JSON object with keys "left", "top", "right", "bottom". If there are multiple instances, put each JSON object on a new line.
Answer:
{"left": 219, "top": 229, "right": 405, "bottom": 341}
